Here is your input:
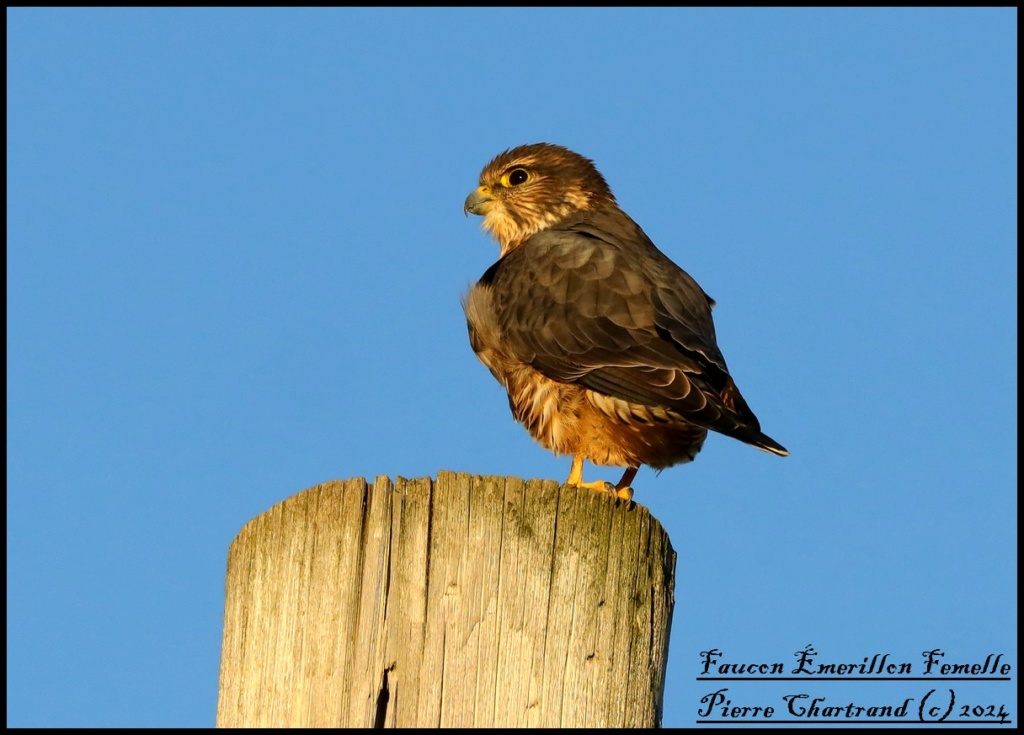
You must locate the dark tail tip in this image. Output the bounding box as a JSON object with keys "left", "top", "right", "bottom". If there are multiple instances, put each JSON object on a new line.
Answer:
{"left": 755, "top": 434, "right": 789, "bottom": 457}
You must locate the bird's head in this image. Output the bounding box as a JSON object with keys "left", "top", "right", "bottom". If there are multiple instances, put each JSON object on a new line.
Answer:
{"left": 464, "top": 143, "right": 616, "bottom": 256}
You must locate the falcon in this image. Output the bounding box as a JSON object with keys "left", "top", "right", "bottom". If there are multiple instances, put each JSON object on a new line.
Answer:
{"left": 462, "top": 143, "right": 787, "bottom": 500}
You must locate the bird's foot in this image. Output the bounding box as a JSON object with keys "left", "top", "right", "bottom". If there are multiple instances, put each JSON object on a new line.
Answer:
{"left": 577, "top": 480, "right": 633, "bottom": 502}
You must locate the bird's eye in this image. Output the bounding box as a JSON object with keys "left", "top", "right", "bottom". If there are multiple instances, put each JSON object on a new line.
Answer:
{"left": 503, "top": 168, "right": 529, "bottom": 187}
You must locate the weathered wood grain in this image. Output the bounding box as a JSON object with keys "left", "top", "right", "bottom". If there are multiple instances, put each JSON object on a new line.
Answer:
{"left": 216, "top": 471, "right": 675, "bottom": 728}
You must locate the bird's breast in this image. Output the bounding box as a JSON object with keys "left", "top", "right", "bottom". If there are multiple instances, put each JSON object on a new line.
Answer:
{"left": 464, "top": 281, "right": 579, "bottom": 453}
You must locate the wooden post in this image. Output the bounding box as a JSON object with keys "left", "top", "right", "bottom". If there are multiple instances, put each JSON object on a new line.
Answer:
{"left": 216, "top": 471, "right": 676, "bottom": 728}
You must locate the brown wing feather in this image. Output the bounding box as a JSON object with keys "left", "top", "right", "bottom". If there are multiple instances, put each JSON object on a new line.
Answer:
{"left": 486, "top": 207, "right": 787, "bottom": 455}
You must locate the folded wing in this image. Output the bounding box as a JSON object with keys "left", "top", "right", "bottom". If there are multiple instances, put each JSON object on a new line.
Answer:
{"left": 485, "top": 211, "right": 787, "bottom": 455}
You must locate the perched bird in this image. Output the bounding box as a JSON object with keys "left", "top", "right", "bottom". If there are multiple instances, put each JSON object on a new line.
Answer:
{"left": 463, "top": 143, "right": 787, "bottom": 500}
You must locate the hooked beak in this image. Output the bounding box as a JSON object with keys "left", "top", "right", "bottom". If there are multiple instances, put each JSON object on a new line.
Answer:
{"left": 464, "top": 186, "right": 494, "bottom": 216}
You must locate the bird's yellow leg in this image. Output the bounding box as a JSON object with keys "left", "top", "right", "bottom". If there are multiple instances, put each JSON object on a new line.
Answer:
{"left": 566, "top": 453, "right": 585, "bottom": 486}
{"left": 566, "top": 454, "right": 632, "bottom": 500}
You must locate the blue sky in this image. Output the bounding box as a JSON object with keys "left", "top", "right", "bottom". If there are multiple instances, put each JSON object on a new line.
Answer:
{"left": 7, "top": 8, "right": 1016, "bottom": 727}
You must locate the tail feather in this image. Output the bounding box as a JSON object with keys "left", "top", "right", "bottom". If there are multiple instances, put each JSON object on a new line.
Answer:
{"left": 752, "top": 433, "right": 789, "bottom": 457}
{"left": 720, "top": 376, "right": 788, "bottom": 456}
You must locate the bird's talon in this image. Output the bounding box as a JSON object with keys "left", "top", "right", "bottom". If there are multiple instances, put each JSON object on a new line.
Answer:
{"left": 614, "top": 485, "right": 634, "bottom": 502}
